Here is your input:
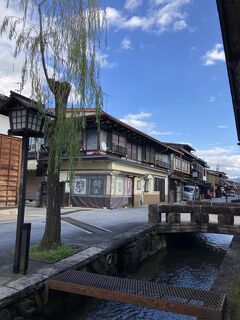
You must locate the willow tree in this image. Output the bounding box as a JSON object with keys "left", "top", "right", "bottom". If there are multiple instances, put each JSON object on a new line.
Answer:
{"left": 1, "top": 0, "right": 105, "bottom": 249}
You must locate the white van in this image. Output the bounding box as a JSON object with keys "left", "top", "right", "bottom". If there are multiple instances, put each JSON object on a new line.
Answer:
{"left": 183, "top": 185, "right": 200, "bottom": 201}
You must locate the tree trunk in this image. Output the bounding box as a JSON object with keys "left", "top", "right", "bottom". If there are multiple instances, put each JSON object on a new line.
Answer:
{"left": 39, "top": 148, "right": 61, "bottom": 250}
{"left": 40, "top": 80, "right": 71, "bottom": 250}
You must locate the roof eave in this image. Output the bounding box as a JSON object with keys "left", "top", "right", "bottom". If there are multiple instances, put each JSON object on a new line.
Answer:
{"left": 216, "top": 0, "right": 240, "bottom": 143}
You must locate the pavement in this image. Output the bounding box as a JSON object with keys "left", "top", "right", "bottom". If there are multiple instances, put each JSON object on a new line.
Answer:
{"left": 0, "top": 205, "right": 149, "bottom": 285}
{"left": 0, "top": 206, "right": 93, "bottom": 223}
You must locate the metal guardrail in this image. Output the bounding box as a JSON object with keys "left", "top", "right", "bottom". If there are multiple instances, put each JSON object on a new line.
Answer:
{"left": 45, "top": 271, "right": 226, "bottom": 320}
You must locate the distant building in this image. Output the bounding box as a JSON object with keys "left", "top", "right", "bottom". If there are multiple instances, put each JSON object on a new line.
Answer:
{"left": 207, "top": 169, "right": 228, "bottom": 198}
{"left": 164, "top": 143, "right": 209, "bottom": 201}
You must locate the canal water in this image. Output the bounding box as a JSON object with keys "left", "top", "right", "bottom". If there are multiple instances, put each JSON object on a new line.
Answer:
{"left": 70, "top": 233, "right": 232, "bottom": 320}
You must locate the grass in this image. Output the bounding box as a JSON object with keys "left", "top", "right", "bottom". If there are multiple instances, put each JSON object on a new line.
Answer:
{"left": 232, "top": 278, "right": 240, "bottom": 320}
{"left": 29, "top": 244, "right": 74, "bottom": 262}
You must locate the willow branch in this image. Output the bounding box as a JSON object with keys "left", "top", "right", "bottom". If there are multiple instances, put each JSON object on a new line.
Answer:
{"left": 38, "top": 1, "right": 53, "bottom": 93}
{"left": 46, "top": 41, "right": 67, "bottom": 65}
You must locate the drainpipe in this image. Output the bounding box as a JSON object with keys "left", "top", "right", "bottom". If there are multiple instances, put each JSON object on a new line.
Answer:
{"left": 110, "top": 173, "right": 112, "bottom": 208}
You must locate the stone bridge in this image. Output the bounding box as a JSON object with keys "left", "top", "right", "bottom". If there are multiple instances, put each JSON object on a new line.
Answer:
{"left": 148, "top": 204, "right": 240, "bottom": 235}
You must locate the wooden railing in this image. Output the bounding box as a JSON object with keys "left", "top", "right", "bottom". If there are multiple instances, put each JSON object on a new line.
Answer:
{"left": 155, "top": 159, "right": 170, "bottom": 168}
{"left": 111, "top": 143, "right": 127, "bottom": 155}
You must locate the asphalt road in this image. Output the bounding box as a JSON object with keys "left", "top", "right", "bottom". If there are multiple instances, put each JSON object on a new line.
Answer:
{"left": 0, "top": 207, "right": 148, "bottom": 277}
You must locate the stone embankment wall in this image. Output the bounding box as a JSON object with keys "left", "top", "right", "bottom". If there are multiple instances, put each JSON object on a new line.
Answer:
{"left": 0, "top": 225, "right": 167, "bottom": 320}
{"left": 211, "top": 235, "right": 240, "bottom": 320}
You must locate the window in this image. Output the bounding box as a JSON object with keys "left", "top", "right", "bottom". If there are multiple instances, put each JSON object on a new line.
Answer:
{"left": 86, "top": 129, "right": 98, "bottom": 150}
{"left": 29, "top": 137, "right": 45, "bottom": 152}
{"left": 138, "top": 145, "right": 142, "bottom": 162}
{"left": 132, "top": 144, "right": 137, "bottom": 160}
{"left": 182, "top": 160, "right": 189, "bottom": 173}
{"left": 155, "top": 153, "right": 169, "bottom": 166}
{"left": 142, "top": 146, "right": 147, "bottom": 161}
{"left": 29, "top": 137, "right": 36, "bottom": 152}
{"left": 112, "top": 132, "right": 118, "bottom": 145}
{"left": 127, "top": 142, "right": 132, "bottom": 158}
{"left": 112, "top": 132, "right": 126, "bottom": 154}
{"left": 175, "top": 157, "right": 182, "bottom": 170}
{"left": 127, "top": 142, "right": 137, "bottom": 160}
{"left": 144, "top": 180, "right": 149, "bottom": 192}
{"left": 146, "top": 146, "right": 155, "bottom": 164}
{"left": 100, "top": 130, "right": 107, "bottom": 151}
{"left": 119, "top": 135, "right": 126, "bottom": 147}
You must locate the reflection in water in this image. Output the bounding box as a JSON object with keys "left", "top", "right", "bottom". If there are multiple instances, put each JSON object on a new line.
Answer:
{"left": 80, "top": 233, "right": 232, "bottom": 320}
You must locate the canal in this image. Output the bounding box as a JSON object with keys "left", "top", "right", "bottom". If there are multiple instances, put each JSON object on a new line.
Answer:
{"left": 67, "top": 233, "right": 232, "bottom": 320}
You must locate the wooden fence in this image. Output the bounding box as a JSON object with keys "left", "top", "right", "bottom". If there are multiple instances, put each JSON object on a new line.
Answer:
{"left": 0, "top": 134, "right": 22, "bottom": 206}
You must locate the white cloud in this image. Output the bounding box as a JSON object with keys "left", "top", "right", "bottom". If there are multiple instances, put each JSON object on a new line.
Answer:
{"left": 106, "top": 0, "right": 191, "bottom": 33}
{"left": 105, "top": 7, "right": 124, "bottom": 26}
{"left": 196, "top": 146, "right": 240, "bottom": 178}
{"left": 152, "top": 0, "right": 170, "bottom": 5}
{"left": 173, "top": 19, "right": 187, "bottom": 31}
{"left": 121, "top": 111, "right": 153, "bottom": 130}
{"left": 124, "top": 0, "right": 143, "bottom": 11}
{"left": 150, "top": 130, "right": 177, "bottom": 135}
{"left": 217, "top": 125, "right": 228, "bottom": 129}
{"left": 201, "top": 43, "right": 225, "bottom": 66}
{"left": 208, "top": 96, "right": 216, "bottom": 103}
{"left": 121, "top": 37, "right": 133, "bottom": 50}
{"left": 123, "top": 16, "right": 152, "bottom": 30}
{"left": 120, "top": 112, "right": 179, "bottom": 137}
{"left": 97, "top": 53, "right": 117, "bottom": 69}
{"left": 0, "top": 1, "right": 32, "bottom": 97}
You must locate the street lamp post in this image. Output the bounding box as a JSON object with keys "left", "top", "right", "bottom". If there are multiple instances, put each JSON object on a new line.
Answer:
{"left": 0, "top": 91, "right": 45, "bottom": 274}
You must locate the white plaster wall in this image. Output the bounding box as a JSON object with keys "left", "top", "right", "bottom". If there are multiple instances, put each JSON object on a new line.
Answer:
{"left": 0, "top": 115, "right": 10, "bottom": 134}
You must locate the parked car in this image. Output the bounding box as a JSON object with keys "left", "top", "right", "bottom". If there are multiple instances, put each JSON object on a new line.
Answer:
{"left": 183, "top": 185, "right": 200, "bottom": 201}
{"left": 229, "top": 190, "right": 236, "bottom": 197}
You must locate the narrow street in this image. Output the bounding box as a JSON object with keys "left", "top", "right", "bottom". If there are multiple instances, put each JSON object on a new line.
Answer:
{"left": 0, "top": 206, "right": 148, "bottom": 280}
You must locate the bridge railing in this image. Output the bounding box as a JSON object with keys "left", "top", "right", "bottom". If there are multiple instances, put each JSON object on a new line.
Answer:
{"left": 187, "top": 200, "right": 240, "bottom": 207}
{"left": 148, "top": 204, "right": 240, "bottom": 226}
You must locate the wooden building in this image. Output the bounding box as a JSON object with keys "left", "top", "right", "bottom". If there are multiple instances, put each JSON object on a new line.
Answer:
{"left": 30, "top": 111, "right": 181, "bottom": 208}
{"left": 207, "top": 169, "right": 228, "bottom": 198}
{"left": 0, "top": 134, "right": 21, "bottom": 206}
{"left": 28, "top": 109, "right": 209, "bottom": 208}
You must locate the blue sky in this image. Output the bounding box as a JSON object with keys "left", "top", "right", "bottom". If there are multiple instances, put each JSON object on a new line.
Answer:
{"left": 97, "top": 0, "right": 239, "bottom": 177}
{"left": 0, "top": 0, "right": 239, "bottom": 177}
